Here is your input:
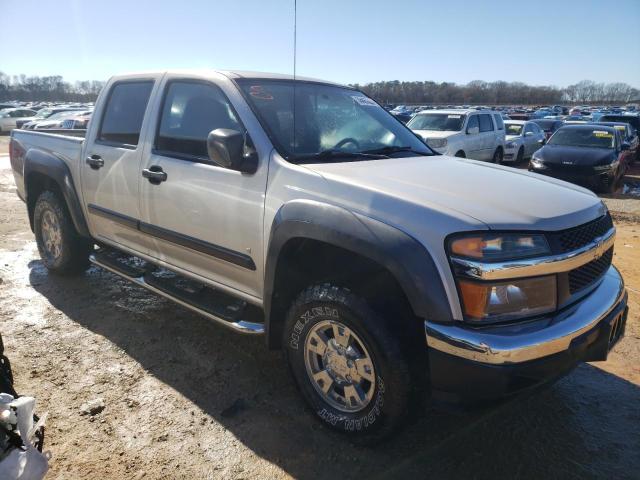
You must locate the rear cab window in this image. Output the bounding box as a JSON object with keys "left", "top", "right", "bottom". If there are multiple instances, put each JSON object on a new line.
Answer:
{"left": 97, "top": 81, "right": 154, "bottom": 148}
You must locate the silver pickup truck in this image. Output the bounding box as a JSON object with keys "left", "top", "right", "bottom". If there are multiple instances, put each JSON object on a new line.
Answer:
{"left": 9, "top": 70, "right": 628, "bottom": 439}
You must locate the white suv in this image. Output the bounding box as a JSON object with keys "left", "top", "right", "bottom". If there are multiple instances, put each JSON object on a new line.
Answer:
{"left": 407, "top": 109, "right": 506, "bottom": 162}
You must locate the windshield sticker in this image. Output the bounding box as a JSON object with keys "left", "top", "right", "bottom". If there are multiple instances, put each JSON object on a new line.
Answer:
{"left": 352, "top": 96, "right": 378, "bottom": 107}
{"left": 447, "top": 115, "right": 461, "bottom": 119}
{"left": 593, "top": 131, "right": 613, "bottom": 138}
{"left": 248, "top": 86, "right": 273, "bottom": 100}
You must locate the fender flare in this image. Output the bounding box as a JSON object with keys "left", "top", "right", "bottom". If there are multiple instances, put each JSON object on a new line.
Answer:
{"left": 264, "top": 199, "right": 452, "bottom": 347}
{"left": 23, "top": 148, "right": 91, "bottom": 238}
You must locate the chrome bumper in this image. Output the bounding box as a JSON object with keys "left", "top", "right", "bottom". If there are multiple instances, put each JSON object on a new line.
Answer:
{"left": 425, "top": 266, "right": 626, "bottom": 365}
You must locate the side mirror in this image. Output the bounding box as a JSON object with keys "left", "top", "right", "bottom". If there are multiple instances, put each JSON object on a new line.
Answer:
{"left": 466, "top": 126, "right": 479, "bottom": 135}
{"left": 207, "top": 128, "right": 258, "bottom": 173}
{"left": 620, "top": 142, "right": 630, "bottom": 151}
{"left": 537, "top": 138, "right": 546, "bottom": 145}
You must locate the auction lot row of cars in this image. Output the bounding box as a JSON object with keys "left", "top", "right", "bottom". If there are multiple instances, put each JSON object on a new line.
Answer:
{"left": 402, "top": 105, "right": 639, "bottom": 193}
{"left": 1, "top": 99, "right": 638, "bottom": 194}
{"left": 0, "top": 101, "right": 93, "bottom": 132}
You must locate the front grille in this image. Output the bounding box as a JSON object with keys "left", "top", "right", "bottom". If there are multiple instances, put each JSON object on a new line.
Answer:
{"left": 568, "top": 247, "right": 613, "bottom": 293}
{"left": 548, "top": 214, "right": 613, "bottom": 254}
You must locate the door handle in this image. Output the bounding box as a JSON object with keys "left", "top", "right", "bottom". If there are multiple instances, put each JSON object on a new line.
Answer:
{"left": 85, "top": 155, "right": 104, "bottom": 169}
{"left": 142, "top": 166, "right": 167, "bottom": 184}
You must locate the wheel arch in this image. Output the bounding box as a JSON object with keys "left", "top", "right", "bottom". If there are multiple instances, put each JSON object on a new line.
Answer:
{"left": 263, "top": 200, "right": 452, "bottom": 349}
{"left": 23, "top": 149, "right": 91, "bottom": 238}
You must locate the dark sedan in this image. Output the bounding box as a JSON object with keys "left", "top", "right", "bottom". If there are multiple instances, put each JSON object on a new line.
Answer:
{"left": 528, "top": 125, "right": 629, "bottom": 193}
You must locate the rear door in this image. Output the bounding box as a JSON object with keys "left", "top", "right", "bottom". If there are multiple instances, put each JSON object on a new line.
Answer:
{"left": 80, "top": 76, "right": 160, "bottom": 255}
{"left": 137, "top": 75, "right": 269, "bottom": 299}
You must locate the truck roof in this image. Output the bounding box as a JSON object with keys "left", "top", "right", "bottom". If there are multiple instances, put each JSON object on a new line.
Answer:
{"left": 108, "top": 69, "right": 348, "bottom": 88}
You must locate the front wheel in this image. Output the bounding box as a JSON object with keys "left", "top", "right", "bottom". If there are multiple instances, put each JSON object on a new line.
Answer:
{"left": 492, "top": 147, "right": 504, "bottom": 164}
{"left": 34, "top": 191, "right": 92, "bottom": 275}
{"left": 283, "top": 284, "right": 414, "bottom": 440}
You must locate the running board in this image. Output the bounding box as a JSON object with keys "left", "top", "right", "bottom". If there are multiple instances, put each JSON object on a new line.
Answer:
{"left": 89, "top": 252, "right": 264, "bottom": 335}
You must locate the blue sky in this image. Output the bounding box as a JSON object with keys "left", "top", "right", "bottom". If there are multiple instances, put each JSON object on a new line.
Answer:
{"left": 1, "top": 0, "right": 639, "bottom": 87}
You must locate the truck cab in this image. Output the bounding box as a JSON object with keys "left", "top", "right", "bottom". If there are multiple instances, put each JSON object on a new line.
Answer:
{"left": 9, "top": 70, "right": 628, "bottom": 440}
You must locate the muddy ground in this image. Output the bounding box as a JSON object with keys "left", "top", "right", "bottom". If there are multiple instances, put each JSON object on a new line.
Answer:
{"left": 0, "top": 135, "right": 639, "bottom": 479}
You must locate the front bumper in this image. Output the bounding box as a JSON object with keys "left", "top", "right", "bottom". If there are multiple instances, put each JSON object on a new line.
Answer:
{"left": 425, "top": 266, "right": 627, "bottom": 401}
{"left": 529, "top": 164, "right": 615, "bottom": 190}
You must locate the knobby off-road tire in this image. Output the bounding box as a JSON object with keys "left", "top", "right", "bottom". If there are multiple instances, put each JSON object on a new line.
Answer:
{"left": 283, "top": 284, "right": 414, "bottom": 441}
{"left": 33, "top": 191, "right": 92, "bottom": 275}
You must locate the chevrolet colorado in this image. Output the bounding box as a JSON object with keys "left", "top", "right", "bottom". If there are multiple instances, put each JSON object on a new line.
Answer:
{"left": 9, "top": 70, "right": 628, "bottom": 439}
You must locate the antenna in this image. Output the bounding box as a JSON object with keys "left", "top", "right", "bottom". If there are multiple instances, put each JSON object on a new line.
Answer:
{"left": 292, "top": 0, "right": 297, "bottom": 155}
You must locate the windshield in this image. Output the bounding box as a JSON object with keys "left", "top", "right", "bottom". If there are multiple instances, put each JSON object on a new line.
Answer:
{"left": 34, "top": 108, "right": 52, "bottom": 119}
{"left": 407, "top": 113, "right": 464, "bottom": 131}
{"left": 237, "top": 80, "right": 431, "bottom": 162}
{"left": 549, "top": 128, "right": 615, "bottom": 149}
{"left": 505, "top": 123, "right": 523, "bottom": 135}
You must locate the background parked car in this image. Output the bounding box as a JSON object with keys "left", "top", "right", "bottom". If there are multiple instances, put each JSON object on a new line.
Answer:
{"left": 530, "top": 119, "right": 565, "bottom": 141}
{"left": 407, "top": 109, "right": 505, "bottom": 161}
{"left": 61, "top": 111, "right": 93, "bottom": 129}
{"left": 503, "top": 120, "right": 545, "bottom": 162}
{"left": 599, "top": 113, "right": 640, "bottom": 136}
{"left": 595, "top": 121, "right": 639, "bottom": 163}
{"left": 0, "top": 108, "right": 37, "bottom": 133}
{"left": 529, "top": 124, "right": 629, "bottom": 193}
{"left": 19, "top": 107, "right": 87, "bottom": 129}
{"left": 28, "top": 110, "right": 93, "bottom": 130}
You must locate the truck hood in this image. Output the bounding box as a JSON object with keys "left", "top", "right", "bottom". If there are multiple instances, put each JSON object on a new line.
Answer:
{"left": 304, "top": 155, "right": 605, "bottom": 231}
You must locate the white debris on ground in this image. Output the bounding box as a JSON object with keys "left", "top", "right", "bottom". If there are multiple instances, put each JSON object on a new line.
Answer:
{"left": 622, "top": 182, "right": 640, "bottom": 197}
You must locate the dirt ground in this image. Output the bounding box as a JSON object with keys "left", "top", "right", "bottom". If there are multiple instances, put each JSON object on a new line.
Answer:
{"left": 0, "top": 134, "right": 639, "bottom": 479}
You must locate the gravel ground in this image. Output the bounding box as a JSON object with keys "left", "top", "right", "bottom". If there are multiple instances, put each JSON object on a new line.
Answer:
{"left": 0, "top": 135, "right": 639, "bottom": 479}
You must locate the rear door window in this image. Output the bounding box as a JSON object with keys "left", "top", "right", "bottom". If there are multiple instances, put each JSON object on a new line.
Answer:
{"left": 479, "top": 114, "right": 494, "bottom": 132}
{"left": 98, "top": 81, "right": 154, "bottom": 147}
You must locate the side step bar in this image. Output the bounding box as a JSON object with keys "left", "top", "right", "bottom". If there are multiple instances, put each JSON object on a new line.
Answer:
{"left": 89, "top": 252, "right": 264, "bottom": 335}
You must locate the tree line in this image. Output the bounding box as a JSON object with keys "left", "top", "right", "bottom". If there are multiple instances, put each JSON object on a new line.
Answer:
{"left": 351, "top": 79, "right": 640, "bottom": 106}
{"left": 1, "top": 72, "right": 638, "bottom": 106}
{"left": 0, "top": 72, "right": 105, "bottom": 102}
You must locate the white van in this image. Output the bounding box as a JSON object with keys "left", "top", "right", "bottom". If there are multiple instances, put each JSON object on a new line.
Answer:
{"left": 408, "top": 109, "right": 506, "bottom": 162}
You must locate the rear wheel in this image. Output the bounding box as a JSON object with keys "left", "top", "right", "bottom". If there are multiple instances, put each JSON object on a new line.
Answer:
{"left": 34, "top": 191, "right": 92, "bottom": 275}
{"left": 283, "top": 284, "right": 415, "bottom": 441}
{"left": 454, "top": 150, "right": 466, "bottom": 158}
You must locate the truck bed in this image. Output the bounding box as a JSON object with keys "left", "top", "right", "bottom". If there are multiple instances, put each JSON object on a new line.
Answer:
{"left": 10, "top": 129, "right": 85, "bottom": 199}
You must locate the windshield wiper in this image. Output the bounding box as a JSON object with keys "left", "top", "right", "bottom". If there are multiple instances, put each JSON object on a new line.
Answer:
{"left": 292, "top": 149, "right": 389, "bottom": 163}
{"left": 362, "top": 146, "right": 432, "bottom": 156}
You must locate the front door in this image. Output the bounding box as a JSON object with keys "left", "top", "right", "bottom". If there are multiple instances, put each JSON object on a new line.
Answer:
{"left": 80, "top": 77, "right": 158, "bottom": 255}
{"left": 138, "top": 76, "right": 269, "bottom": 299}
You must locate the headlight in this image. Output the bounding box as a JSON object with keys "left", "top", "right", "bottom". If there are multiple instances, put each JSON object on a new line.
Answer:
{"left": 505, "top": 141, "right": 516, "bottom": 148}
{"left": 530, "top": 157, "right": 546, "bottom": 169}
{"left": 448, "top": 233, "right": 556, "bottom": 322}
{"left": 449, "top": 233, "right": 550, "bottom": 260}
{"left": 594, "top": 160, "right": 618, "bottom": 171}
{"left": 427, "top": 138, "right": 447, "bottom": 149}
